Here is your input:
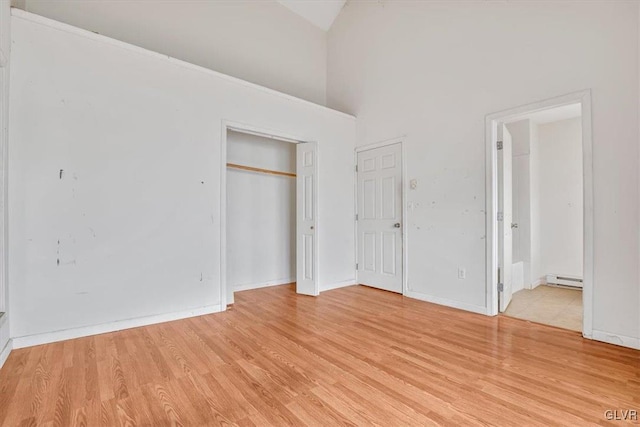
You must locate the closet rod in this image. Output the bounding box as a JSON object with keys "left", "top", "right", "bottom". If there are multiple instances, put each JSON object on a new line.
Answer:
{"left": 226, "top": 163, "right": 296, "bottom": 178}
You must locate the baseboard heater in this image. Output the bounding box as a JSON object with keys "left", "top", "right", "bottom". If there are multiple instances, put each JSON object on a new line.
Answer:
{"left": 545, "top": 274, "right": 583, "bottom": 289}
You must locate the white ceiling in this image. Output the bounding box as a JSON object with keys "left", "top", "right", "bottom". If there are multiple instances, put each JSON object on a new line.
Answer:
{"left": 277, "top": 0, "right": 347, "bottom": 31}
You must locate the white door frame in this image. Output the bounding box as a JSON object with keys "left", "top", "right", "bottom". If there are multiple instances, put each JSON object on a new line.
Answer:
{"left": 219, "top": 120, "right": 318, "bottom": 308}
{"left": 354, "top": 137, "right": 408, "bottom": 295}
{"left": 485, "top": 90, "right": 594, "bottom": 339}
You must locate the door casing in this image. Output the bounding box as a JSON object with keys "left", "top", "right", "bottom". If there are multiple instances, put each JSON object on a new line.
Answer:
{"left": 220, "top": 120, "right": 319, "bottom": 308}
{"left": 485, "top": 90, "right": 593, "bottom": 339}
{"left": 497, "top": 124, "right": 513, "bottom": 312}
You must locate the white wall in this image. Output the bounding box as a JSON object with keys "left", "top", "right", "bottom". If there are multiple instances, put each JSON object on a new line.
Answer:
{"left": 530, "top": 122, "right": 543, "bottom": 290}
{"left": 0, "top": 0, "right": 11, "bottom": 365}
{"left": 8, "top": 11, "right": 355, "bottom": 344}
{"left": 534, "top": 117, "right": 583, "bottom": 280}
{"left": 327, "top": 1, "right": 639, "bottom": 345}
{"left": 227, "top": 131, "right": 296, "bottom": 291}
{"left": 21, "top": 0, "right": 328, "bottom": 105}
{"left": 509, "top": 116, "right": 583, "bottom": 289}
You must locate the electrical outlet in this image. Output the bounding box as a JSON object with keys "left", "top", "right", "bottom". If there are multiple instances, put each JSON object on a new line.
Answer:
{"left": 457, "top": 268, "right": 466, "bottom": 279}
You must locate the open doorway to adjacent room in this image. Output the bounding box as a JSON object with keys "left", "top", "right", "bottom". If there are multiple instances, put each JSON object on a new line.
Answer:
{"left": 487, "top": 91, "right": 593, "bottom": 335}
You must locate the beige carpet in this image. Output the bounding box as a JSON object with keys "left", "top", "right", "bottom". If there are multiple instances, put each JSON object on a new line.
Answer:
{"left": 504, "top": 284, "right": 582, "bottom": 332}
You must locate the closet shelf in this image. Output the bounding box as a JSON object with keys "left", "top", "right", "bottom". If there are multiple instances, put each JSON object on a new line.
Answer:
{"left": 226, "top": 163, "right": 296, "bottom": 178}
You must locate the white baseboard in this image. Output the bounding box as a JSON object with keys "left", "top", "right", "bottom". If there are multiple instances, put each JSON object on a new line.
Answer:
{"left": 591, "top": 330, "right": 640, "bottom": 350}
{"left": 12, "top": 304, "right": 223, "bottom": 349}
{"left": 233, "top": 278, "right": 295, "bottom": 292}
{"left": 0, "top": 339, "right": 13, "bottom": 370}
{"left": 530, "top": 278, "right": 545, "bottom": 289}
{"left": 320, "top": 279, "right": 356, "bottom": 292}
{"left": 404, "top": 290, "right": 488, "bottom": 315}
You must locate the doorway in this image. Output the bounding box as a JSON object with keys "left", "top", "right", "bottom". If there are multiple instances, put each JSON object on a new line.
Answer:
{"left": 220, "top": 123, "right": 318, "bottom": 307}
{"left": 356, "top": 141, "right": 404, "bottom": 293}
{"left": 486, "top": 91, "right": 593, "bottom": 337}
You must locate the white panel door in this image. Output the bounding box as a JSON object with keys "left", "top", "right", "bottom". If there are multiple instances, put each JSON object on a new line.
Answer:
{"left": 357, "top": 143, "right": 403, "bottom": 293}
{"left": 499, "top": 125, "right": 514, "bottom": 312}
{"left": 296, "top": 142, "right": 318, "bottom": 296}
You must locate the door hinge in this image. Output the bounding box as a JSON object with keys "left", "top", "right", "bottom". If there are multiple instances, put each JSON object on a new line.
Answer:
{"left": 497, "top": 140, "right": 503, "bottom": 150}
{"left": 498, "top": 283, "right": 504, "bottom": 292}
{"left": 355, "top": 165, "right": 358, "bottom": 172}
{"left": 497, "top": 211, "right": 504, "bottom": 221}
{"left": 355, "top": 213, "right": 359, "bottom": 221}
{"left": 356, "top": 263, "right": 359, "bottom": 270}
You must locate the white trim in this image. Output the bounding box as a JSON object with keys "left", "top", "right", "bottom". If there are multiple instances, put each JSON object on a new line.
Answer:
{"left": 0, "top": 3, "right": 9, "bottom": 315}
{"left": 220, "top": 121, "right": 318, "bottom": 307}
{"left": 220, "top": 123, "right": 229, "bottom": 307}
{"left": 226, "top": 126, "right": 300, "bottom": 144}
{"left": 353, "top": 148, "right": 358, "bottom": 283}
{"left": 12, "top": 304, "right": 222, "bottom": 349}
{"left": 309, "top": 140, "right": 321, "bottom": 296}
{"left": 0, "top": 338, "right": 11, "bottom": 369}
{"left": 405, "top": 290, "right": 489, "bottom": 316}
{"left": 0, "top": 61, "right": 5, "bottom": 312}
{"left": 10, "top": 9, "right": 355, "bottom": 122}
{"left": 530, "top": 278, "right": 545, "bottom": 289}
{"left": 233, "top": 278, "right": 295, "bottom": 292}
{"left": 354, "top": 137, "right": 408, "bottom": 295}
{"left": 320, "top": 279, "right": 355, "bottom": 292}
{"left": 485, "top": 116, "right": 498, "bottom": 314}
{"left": 591, "top": 330, "right": 640, "bottom": 350}
{"left": 485, "top": 90, "right": 594, "bottom": 340}
{"left": 225, "top": 121, "right": 312, "bottom": 144}
{"left": 354, "top": 136, "right": 407, "bottom": 153}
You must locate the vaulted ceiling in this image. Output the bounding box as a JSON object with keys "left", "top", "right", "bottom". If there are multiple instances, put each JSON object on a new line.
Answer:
{"left": 277, "top": 0, "right": 346, "bottom": 31}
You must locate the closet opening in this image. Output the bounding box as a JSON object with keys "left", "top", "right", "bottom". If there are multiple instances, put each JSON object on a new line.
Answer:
{"left": 220, "top": 124, "right": 318, "bottom": 307}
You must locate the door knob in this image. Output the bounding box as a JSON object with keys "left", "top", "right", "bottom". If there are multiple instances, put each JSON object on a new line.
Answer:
{"left": 394, "top": 223, "right": 401, "bottom": 228}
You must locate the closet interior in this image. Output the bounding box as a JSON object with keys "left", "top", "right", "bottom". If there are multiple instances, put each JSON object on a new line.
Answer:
{"left": 226, "top": 130, "right": 297, "bottom": 302}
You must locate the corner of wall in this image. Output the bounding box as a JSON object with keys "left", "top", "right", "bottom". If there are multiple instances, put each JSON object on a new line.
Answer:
{"left": 10, "top": 0, "right": 26, "bottom": 11}
{"left": 1, "top": 0, "right": 11, "bottom": 366}
{"left": 320, "top": 279, "right": 355, "bottom": 293}
{"left": 0, "top": 312, "right": 11, "bottom": 369}
{"left": 637, "top": 0, "right": 640, "bottom": 345}
{"left": 0, "top": 337, "right": 12, "bottom": 370}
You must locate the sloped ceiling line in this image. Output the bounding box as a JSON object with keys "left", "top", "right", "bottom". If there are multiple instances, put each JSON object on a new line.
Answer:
{"left": 277, "top": 0, "right": 346, "bottom": 31}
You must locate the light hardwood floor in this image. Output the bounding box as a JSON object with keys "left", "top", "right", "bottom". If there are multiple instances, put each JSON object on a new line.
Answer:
{"left": 0, "top": 284, "right": 638, "bottom": 426}
{"left": 504, "top": 285, "right": 583, "bottom": 331}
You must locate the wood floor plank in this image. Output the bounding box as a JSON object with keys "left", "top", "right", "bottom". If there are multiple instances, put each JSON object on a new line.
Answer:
{"left": 0, "top": 284, "right": 638, "bottom": 426}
